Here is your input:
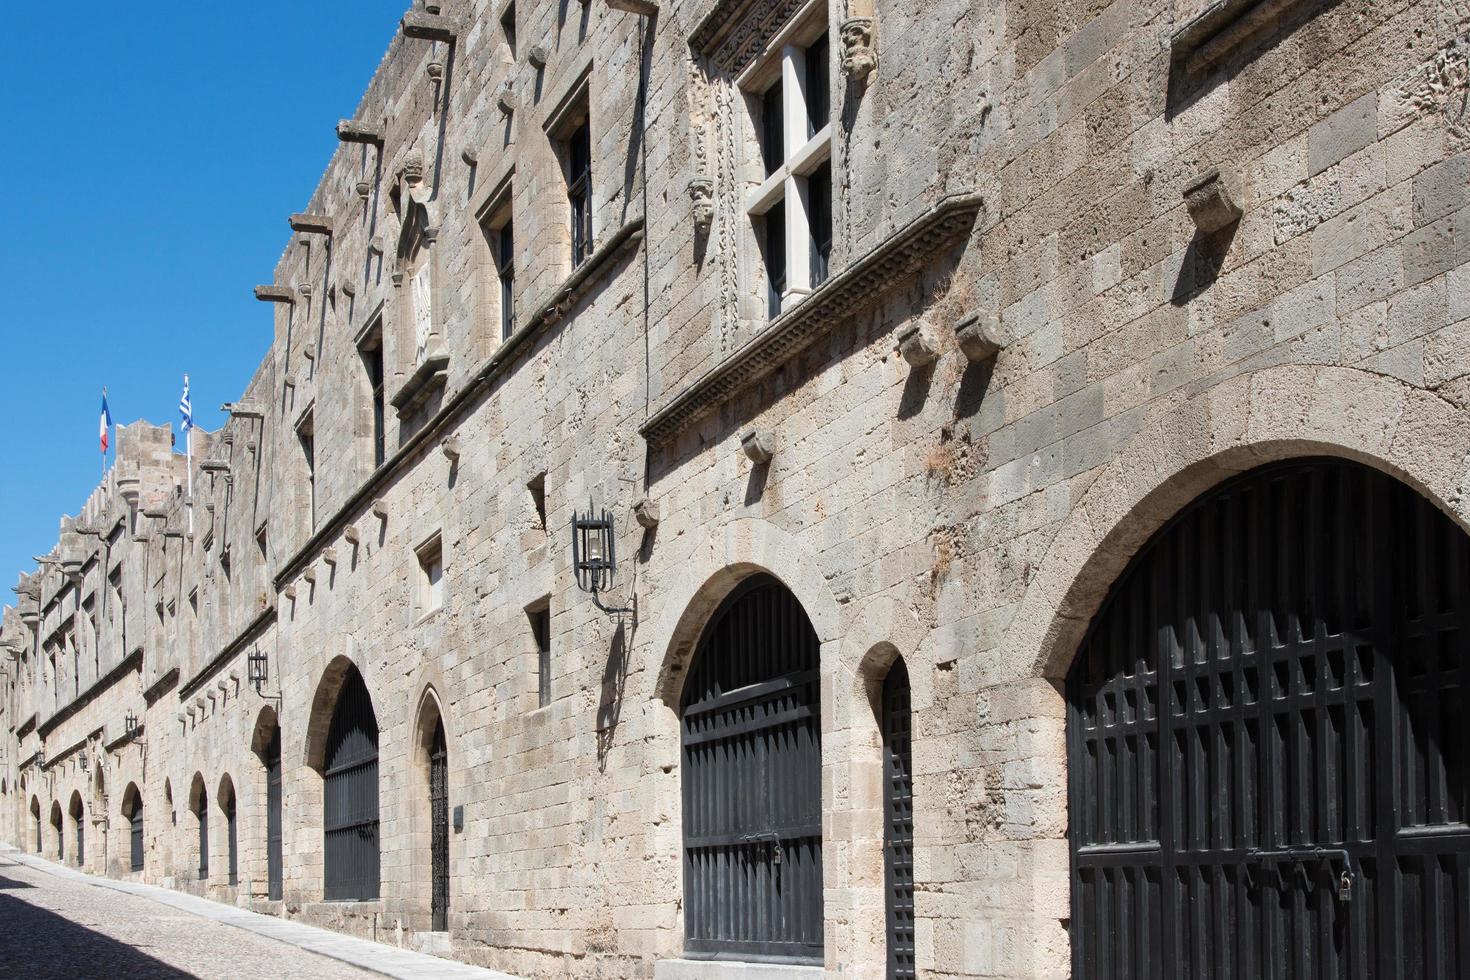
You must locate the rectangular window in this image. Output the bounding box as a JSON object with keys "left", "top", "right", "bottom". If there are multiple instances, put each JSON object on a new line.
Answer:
{"left": 764, "top": 202, "right": 786, "bottom": 320}
{"left": 297, "top": 413, "right": 316, "bottom": 525}
{"left": 746, "top": 19, "right": 833, "bottom": 322}
{"left": 528, "top": 472, "right": 547, "bottom": 531}
{"left": 808, "top": 162, "right": 832, "bottom": 287}
{"left": 530, "top": 604, "right": 551, "bottom": 708}
{"left": 497, "top": 220, "right": 516, "bottom": 339}
{"left": 567, "top": 120, "right": 593, "bottom": 266}
{"left": 417, "top": 535, "right": 444, "bottom": 617}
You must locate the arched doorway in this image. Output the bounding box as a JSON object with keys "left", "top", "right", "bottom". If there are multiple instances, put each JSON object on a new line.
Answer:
{"left": 680, "top": 573, "right": 823, "bottom": 961}
{"left": 49, "top": 801, "right": 63, "bottom": 861}
{"left": 189, "top": 774, "right": 208, "bottom": 881}
{"left": 68, "top": 792, "right": 84, "bottom": 868}
{"left": 322, "top": 664, "right": 380, "bottom": 901}
{"left": 881, "top": 658, "right": 914, "bottom": 980}
{"left": 253, "top": 717, "right": 283, "bottom": 902}
{"left": 1067, "top": 457, "right": 1470, "bottom": 977}
{"left": 121, "top": 784, "right": 143, "bottom": 872}
{"left": 218, "top": 776, "right": 238, "bottom": 887}
{"left": 429, "top": 718, "right": 449, "bottom": 931}
{"left": 30, "top": 797, "right": 40, "bottom": 853}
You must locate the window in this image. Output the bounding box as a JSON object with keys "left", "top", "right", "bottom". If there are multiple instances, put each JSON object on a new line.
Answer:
{"left": 746, "top": 18, "right": 834, "bottom": 319}
{"left": 359, "top": 326, "right": 386, "bottom": 469}
{"left": 479, "top": 189, "right": 516, "bottom": 341}
{"left": 565, "top": 119, "right": 593, "bottom": 266}
{"left": 529, "top": 604, "right": 551, "bottom": 708}
{"left": 417, "top": 535, "right": 444, "bottom": 617}
{"left": 297, "top": 411, "right": 316, "bottom": 525}
{"left": 500, "top": 1, "right": 516, "bottom": 58}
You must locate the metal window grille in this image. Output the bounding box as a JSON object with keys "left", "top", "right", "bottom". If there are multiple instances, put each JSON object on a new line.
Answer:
{"left": 323, "top": 665, "right": 380, "bottom": 901}
{"left": 882, "top": 659, "right": 915, "bottom": 980}
{"left": 430, "top": 720, "right": 449, "bottom": 932}
{"left": 129, "top": 800, "right": 144, "bottom": 871}
{"left": 680, "top": 574, "right": 824, "bottom": 961}
{"left": 266, "top": 727, "right": 284, "bottom": 901}
{"left": 197, "top": 790, "right": 209, "bottom": 880}
{"left": 1067, "top": 458, "right": 1470, "bottom": 978}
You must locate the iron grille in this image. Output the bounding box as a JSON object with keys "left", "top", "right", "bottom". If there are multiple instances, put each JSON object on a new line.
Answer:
{"left": 323, "top": 665, "right": 380, "bottom": 901}
{"left": 883, "top": 659, "right": 915, "bottom": 980}
{"left": 197, "top": 790, "right": 209, "bottom": 880}
{"left": 430, "top": 720, "right": 449, "bottom": 932}
{"left": 75, "top": 816, "right": 84, "bottom": 868}
{"left": 129, "top": 800, "right": 144, "bottom": 871}
{"left": 226, "top": 793, "right": 238, "bottom": 886}
{"left": 1067, "top": 458, "right": 1470, "bottom": 978}
{"left": 680, "top": 574, "right": 824, "bottom": 961}
{"left": 52, "top": 810, "right": 62, "bottom": 861}
{"left": 266, "top": 727, "right": 283, "bottom": 901}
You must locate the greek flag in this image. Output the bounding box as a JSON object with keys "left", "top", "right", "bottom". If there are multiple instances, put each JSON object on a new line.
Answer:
{"left": 179, "top": 375, "right": 193, "bottom": 433}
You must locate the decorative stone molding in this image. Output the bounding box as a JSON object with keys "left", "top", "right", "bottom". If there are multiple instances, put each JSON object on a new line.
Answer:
{"left": 741, "top": 429, "right": 775, "bottom": 463}
{"left": 640, "top": 192, "right": 982, "bottom": 446}
{"left": 839, "top": 17, "right": 877, "bottom": 82}
{"left": 253, "top": 285, "right": 295, "bottom": 304}
{"left": 402, "top": 146, "right": 427, "bottom": 187}
{"left": 634, "top": 498, "right": 660, "bottom": 529}
{"left": 897, "top": 321, "right": 939, "bottom": 367}
{"left": 691, "top": 0, "right": 817, "bottom": 74}
{"left": 605, "top": 0, "right": 658, "bottom": 14}
{"left": 955, "top": 311, "right": 1002, "bottom": 363}
{"left": 336, "top": 119, "right": 384, "bottom": 145}
{"left": 288, "top": 213, "right": 334, "bottom": 236}
{"left": 1183, "top": 167, "right": 1243, "bottom": 232}
{"left": 355, "top": 180, "right": 372, "bottom": 200}
{"left": 389, "top": 352, "right": 450, "bottom": 413}
{"left": 497, "top": 79, "right": 517, "bottom": 115}
{"left": 400, "top": 9, "right": 459, "bottom": 42}
{"left": 688, "top": 178, "right": 714, "bottom": 233}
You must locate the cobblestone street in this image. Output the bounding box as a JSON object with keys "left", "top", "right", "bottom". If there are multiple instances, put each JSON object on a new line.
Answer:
{"left": 0, "top": 853, "right": 377, "bottom": 979}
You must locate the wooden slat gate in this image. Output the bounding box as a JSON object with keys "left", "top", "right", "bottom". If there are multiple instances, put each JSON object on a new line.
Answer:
{"left": 680, "top": 574, "right": 824, "bottom": 962}
{"left": 1068, "top": 458, "right": 1470, "bottom": 979}
{"left": 883, "top": 659, "right": 915, "bottom": 980}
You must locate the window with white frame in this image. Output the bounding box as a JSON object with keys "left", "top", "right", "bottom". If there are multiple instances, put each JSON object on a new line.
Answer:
{"left": 744, "top": 12, "right": 833, "bottom": 321}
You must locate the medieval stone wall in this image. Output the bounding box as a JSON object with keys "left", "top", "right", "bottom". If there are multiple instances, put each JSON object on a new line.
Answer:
{"left": 4, "top": 0, "right": 1469, "bottom": 977}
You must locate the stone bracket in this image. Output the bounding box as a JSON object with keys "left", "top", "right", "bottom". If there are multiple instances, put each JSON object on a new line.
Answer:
{"left": 1171, "top": 0, "right": 1300, "bottom": 80}
{"left": 336, "top": 118, "right": 385, "bottom": 145}
{"left": 401, "top": 10, "right": 459, "bottom": 42}
{"left": 288, "top": 213, "right": 335, "bottom": 236}
{"left": 390, "top": 353, "right": 452, "bottom": 413}
{"left": 254, "top": 285, "right": 295, "bottom": 305}
{"left": 605, "top": 0, "right": 658, "bottom": 15}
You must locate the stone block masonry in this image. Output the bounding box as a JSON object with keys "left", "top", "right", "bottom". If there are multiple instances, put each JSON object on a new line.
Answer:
{"left": 3, "top": 0, "right": 1470, "bottom": 977}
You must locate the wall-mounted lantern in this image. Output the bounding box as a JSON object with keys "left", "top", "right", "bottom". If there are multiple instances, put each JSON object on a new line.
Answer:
{"left": 248, "top": 648, "right": 270, "bottom": 696}
{"left": 572, "top": 506, "right": 633, "bottom": 614}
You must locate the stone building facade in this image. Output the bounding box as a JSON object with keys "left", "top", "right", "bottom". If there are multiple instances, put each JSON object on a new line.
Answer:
{"left": 3, "top": 0, "right": 1469, "bottom": 976}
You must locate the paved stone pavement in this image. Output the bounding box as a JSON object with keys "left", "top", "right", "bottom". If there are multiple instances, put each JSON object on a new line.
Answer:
{"left": 0, "top": 848, "right": 521, "bottom": 980}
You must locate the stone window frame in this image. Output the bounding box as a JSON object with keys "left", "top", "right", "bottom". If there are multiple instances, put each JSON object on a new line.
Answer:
{"left": 474, "top": 171, "right": 517, "bottom": 343}
{"left": 294, "top": 404, "right": 317, "bottom": 532}
{"left": 544, "top": 68, "right": 596, "bottom": 275}
{"left": 526, "top": 598, "right": 552, "bottom": 709}
{"left": 414, "top": 531, "right": 445, "bottom": 622}
{"left": 738, "top": 2, "right": 834, "bottom": 321}
{"left": 353, "top": 311, "right": 388, "bottom": 474}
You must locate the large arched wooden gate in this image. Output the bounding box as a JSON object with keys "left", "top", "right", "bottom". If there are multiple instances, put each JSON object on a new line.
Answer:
{"left": 1067, "top": 458, "right": 1469, "bottom": 978}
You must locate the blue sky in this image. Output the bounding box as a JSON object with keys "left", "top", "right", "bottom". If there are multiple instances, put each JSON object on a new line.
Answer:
{"left": 0, "top": 2, "right": 407, "bottom": 585}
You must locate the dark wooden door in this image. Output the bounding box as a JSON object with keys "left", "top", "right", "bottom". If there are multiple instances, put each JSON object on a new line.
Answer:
{"left": 129, "top": 802, "right": 144, "bottom": 871}
{"left": 680, "top": 574, "right": 823, "bottom": 962}
{"left": 266, "top": 728, "right": 283, "bottom": 901}
{"left": 1067, "top": 458, "right": 1470, "bottom": 979}
{"left": 429, "top": 719, "right": 449, "bottom": 932}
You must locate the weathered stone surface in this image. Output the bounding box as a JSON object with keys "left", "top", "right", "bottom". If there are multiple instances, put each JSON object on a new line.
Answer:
{"left": 4, "top": 2, "right": 1469, "bottom": 979}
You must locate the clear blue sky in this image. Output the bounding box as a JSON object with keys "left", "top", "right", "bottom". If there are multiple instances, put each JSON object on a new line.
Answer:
{"left": 0, "top": 2, "right": 407, "bottom": 586}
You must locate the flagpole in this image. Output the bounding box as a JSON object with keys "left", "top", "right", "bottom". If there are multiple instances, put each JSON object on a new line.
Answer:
{"left": 184, "top": 375, "right": 194, "bottom": 536}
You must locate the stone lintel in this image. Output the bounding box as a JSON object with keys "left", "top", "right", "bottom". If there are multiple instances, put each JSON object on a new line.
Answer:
{"left": 288, "top": 213, "right": 335, "bottom": 236}
{"left": 400, "top": 10, "right": 459, "bottom": 42}
{"left": 639, "top": 192, "right": 983, "bottom": 447}
{"left": 604, "top": 0, "right": 658, "bottom": 14}
{"left": 1171, "top": 0, "right": 1297, "bottom": 78}
{"left": 254, "top": 285, "right": 295, "bottom": 304}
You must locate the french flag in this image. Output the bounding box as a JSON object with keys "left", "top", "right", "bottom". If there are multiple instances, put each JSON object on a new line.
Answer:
{"left": 99, "top": 391, "right": 112, "bottom": 455}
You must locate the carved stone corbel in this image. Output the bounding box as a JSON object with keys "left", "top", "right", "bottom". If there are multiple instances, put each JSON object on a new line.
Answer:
{"left": 688, "top": 178, "right": 714, "bottom": 233}
{"left": 839, "top": 18, "right": 876, "bottom": 82}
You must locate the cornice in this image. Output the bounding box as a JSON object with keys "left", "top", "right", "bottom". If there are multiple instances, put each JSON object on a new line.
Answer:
{"left": 640, "top": 192, "right": 982, "bottom": 447}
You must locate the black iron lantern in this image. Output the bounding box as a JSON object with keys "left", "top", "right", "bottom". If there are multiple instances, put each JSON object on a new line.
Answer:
{"left": 248, "top": 648, "right": 269, "bottom": 694}
{"left": 123, "top": 712, "right": 139, "bottom": 736}
{"left": 572, "top": 507, "right": 617, "bottom": 594}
